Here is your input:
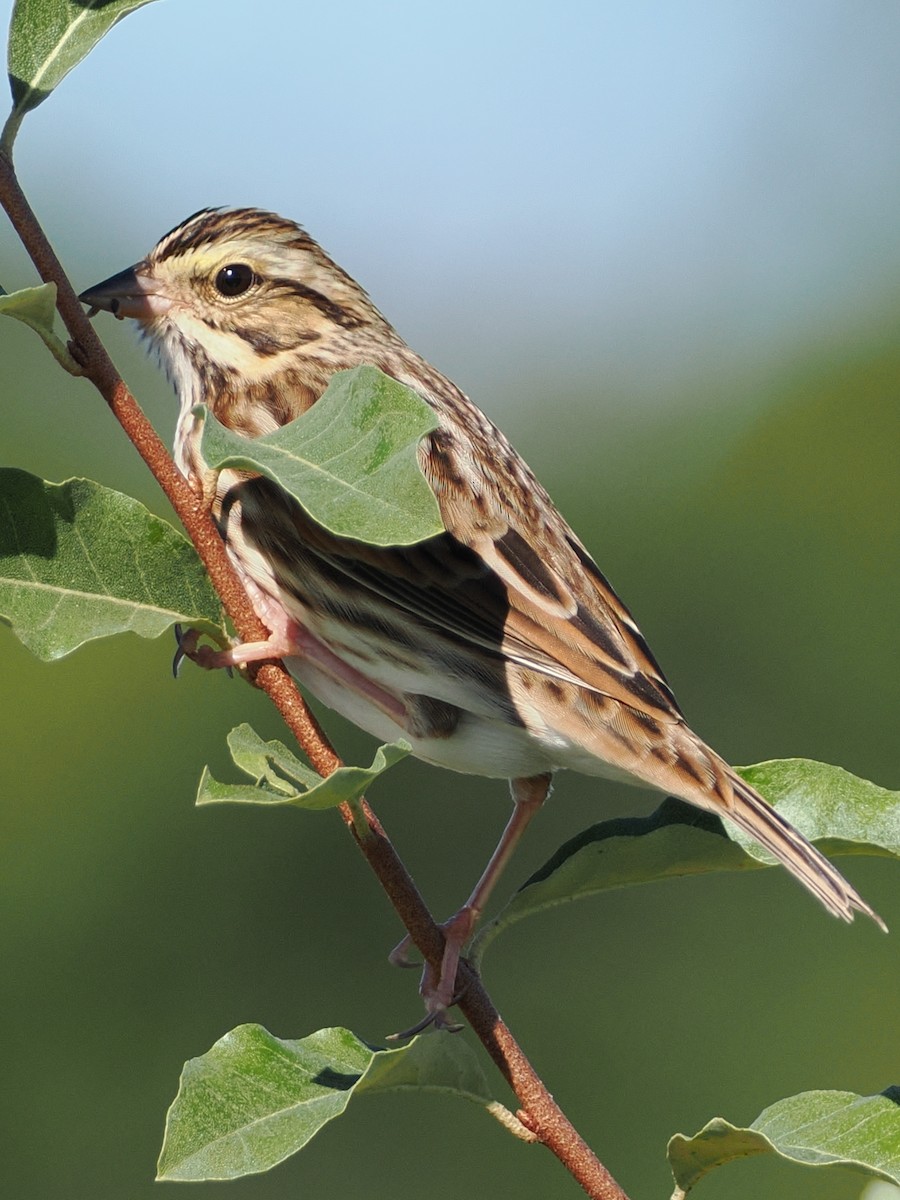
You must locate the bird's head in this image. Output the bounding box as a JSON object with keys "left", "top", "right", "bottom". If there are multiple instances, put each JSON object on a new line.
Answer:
{"left": 79, "top": 207, "right": 388, "bottom": 388}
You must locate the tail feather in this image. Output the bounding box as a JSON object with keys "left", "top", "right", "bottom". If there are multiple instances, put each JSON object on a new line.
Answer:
{"left": 718, "top": 767, "right": 886, "bottom": 931}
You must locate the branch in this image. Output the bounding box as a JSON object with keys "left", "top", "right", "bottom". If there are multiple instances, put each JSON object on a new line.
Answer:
{"left": 0, "top": 152, "right": 629, "bottom": 1200}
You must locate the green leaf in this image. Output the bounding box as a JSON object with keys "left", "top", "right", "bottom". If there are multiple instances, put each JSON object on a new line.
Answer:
{"left": 4, "top": 0, "right": 157, "bottom": 152}
{"left": 471, "top": 759, "right": 898, "bottom": 965}
{"left": 157, "top": 1024, "right": 498, "bottom": 1181}
{"left": 668, "top": 1087, "right": 900, "bottom": 1194}
{"left": 0, "top": 282, "right": 81, "bottom": 371}
{"left": 733, "top": 759, "right": 900, "bottom": 860}
{"left": 0, "top": 279, "right": 54, "bottom": 326}
{"left": 197, "top": 721, "right": 411, "bottom": 810}
{"left": 199, "top": 364, "right": 444, "bottom": 546}
{"left": 0, "top": 470, "right": 223, "bottom": 659}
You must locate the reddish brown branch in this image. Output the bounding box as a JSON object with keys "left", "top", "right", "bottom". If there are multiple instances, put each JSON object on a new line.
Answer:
{"left": 349, "top": 811, "right": 625, "bottom": 1199}
{"left": 0, "top": 152, "right": 629, "bottom": 1200}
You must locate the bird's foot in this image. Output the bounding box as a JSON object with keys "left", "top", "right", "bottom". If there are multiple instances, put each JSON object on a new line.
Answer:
{"left": 172, "top": 621, "right": 302, "bottom": 677}
{"left": 387, "top": 906, "right": 478, "bottom": 1039}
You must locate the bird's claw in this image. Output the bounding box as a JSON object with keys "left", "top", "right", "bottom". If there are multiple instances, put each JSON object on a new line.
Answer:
{"left": 172, "top": 623, "right": 192, "bottom": 677}
{"left": 387, "top": 934, "right": 422, "bottom": 969}
{"left": 172, "top": 623, "right": 234, "bottom": 678}
{"left": 386, "top": 981, "right": 468, "bottom": 1041}
{"left": 386, "top": 907, "right": 479, "bottom": 1039}
{"left": 386, "top": 1010, "right": 439, "bottom": 1042}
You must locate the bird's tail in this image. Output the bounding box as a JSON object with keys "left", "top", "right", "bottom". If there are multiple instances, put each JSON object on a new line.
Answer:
{"left": 706, "top": 758, "right": 886, "bottom": 931}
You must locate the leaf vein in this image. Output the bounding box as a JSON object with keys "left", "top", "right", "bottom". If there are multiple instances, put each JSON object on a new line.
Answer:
{"left": 0, "top": 575, "right": 188, "bottom": 618}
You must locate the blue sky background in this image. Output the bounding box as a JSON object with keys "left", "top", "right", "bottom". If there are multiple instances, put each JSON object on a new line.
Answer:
{"left": 6, "top": 0, "right": 900, "bottom": 410}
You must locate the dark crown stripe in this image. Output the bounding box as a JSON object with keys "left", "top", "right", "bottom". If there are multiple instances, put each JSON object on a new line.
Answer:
{"left": 154, "top": 208, "right": 225, "bottom": 261}
{"left": 153, "top": 208, "right": 315, "bottom": 264}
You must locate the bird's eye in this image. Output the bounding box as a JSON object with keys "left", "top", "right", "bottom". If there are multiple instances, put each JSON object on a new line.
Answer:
{"left": 213, "top": 263, "right": 256, "bottom": 297}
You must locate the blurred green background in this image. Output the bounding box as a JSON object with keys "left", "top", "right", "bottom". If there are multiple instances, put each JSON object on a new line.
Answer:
{"left": 1, "top": 3, "right": 898, "bottom": 1198}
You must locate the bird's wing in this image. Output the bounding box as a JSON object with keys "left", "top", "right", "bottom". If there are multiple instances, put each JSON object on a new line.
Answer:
{"left": 251, "top": 414, "right": 683, "bottom": 727}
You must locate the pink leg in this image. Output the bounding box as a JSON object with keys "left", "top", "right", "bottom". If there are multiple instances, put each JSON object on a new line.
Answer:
{"left": 173, "top": 620, "right": 407, "bottom": 723}
{"left": 390, "top": 773, "right": 552, "bottom": 1035}
{"left": 173, "top": 613, "right": 303, "bottom": 676}
{"left": 174, "top": 623, "right": 301, "bottom": 671}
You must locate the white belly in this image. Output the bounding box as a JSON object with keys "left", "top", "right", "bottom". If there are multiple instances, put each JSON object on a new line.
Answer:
{"left": 282, "top": 653, "right": 554, "bottom": 780}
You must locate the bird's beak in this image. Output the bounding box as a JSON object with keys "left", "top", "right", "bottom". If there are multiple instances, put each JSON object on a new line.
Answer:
{"left": 78, "top": 264, "right": 172, "bottom": 321}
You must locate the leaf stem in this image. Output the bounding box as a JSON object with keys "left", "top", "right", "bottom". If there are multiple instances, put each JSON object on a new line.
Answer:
{"left": 345, "top": 795, "right": 375, "bottom": 842}
{"left": 0, "top": 112, "right": 21, "bottom": 160}
{"left": 0, "top": 152, "right": 629, "bottom": 1200}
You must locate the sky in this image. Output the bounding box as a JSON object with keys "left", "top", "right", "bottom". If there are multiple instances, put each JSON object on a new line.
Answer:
{"left": 4, "top": 0, "right": 900, "bottom": 409}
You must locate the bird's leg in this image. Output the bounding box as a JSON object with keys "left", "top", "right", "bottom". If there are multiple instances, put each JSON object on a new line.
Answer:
{"left": 174, "top": 622, "right": 301, "bottom": 672}
{"left": 390, "top": 772, "right": 552, "bottom": 1035}
{"left": 173, "top": 591, "right": 408, "bottom": 723}
{"left": 173, "top": 571, "right": 303, "bottom": 675}
{"left": 172, "top": 600, "right": 304, "bottom": 676}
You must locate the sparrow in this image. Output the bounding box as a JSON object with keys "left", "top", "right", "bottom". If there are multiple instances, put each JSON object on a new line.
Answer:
{"left": 80, "top": 207, "right": 883, "bottom": 1021}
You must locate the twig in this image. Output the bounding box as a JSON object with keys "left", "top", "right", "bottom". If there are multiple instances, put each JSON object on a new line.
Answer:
{"left": 0, "top": 151, "right": 629, "bottom": 1200}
